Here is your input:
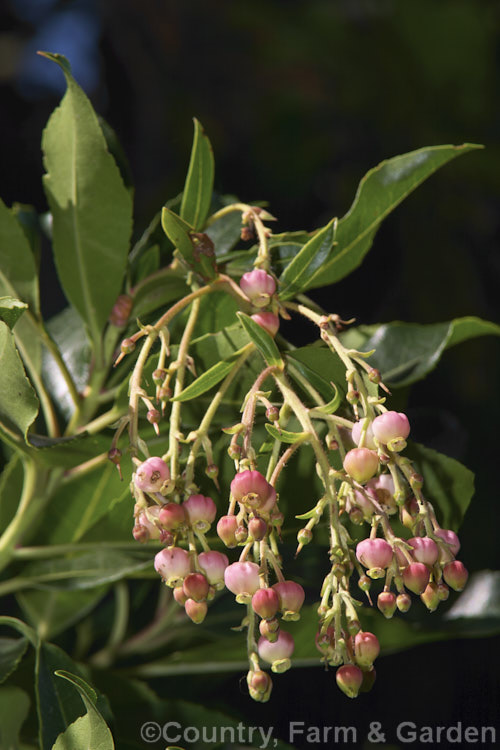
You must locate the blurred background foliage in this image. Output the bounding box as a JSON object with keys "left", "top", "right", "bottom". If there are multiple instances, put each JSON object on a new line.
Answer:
{"left": 1, "top": 0, "right": 499, "bottom": 745}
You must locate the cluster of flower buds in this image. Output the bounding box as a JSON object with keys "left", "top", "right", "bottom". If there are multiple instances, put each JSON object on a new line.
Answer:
{"left": 118, "top": 223, "right": 468, "bottom": 704}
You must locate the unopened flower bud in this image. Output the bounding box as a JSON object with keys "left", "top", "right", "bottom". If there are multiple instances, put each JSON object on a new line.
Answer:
{"left": 184, "top": 598, "right": 207, "bottom": 624}
{"left": 437, "top": 582, "right": 449, "bottom": 601}
{"left": 173, "top": 586, "right": 188, "bottom": 606}
{"left": 247, "top": 670, "right": 273, "bottom": 702}
{"left": 217, "top": 515, "right": 238, "bottom": 547}
{"left": 403, "top": 562, "right": 430, "bottom": 595}
{"left": 183, "top": 494, "right": 216, "bottom": 532}
{"left": 259, "top": 618, "right": 280, "bottom": 642}
{"left": 198, "top": 551, "right": 229, "bottom": 586}
{"left": 272, "top": 580, "right": 305, "bottom": 620}
{"left": 377, "top": 591, "right": 397, "bottom": 619}
{"left": 153, "top": 368, "right": 167, "bottom": 385}
{"left": 240, "top": 269, "right": 276, "bottom": 307}
{"left": 443, "top": 560, "right": 468, "bottom": 591}
{"left": 183, "top": 573, "right": 209, "bottom": 602}
{"left": 154, "top": 547, "right": 190, "bottom": 587}
{"left": 147, "top": 409, "right": 161, "bottom": 425}
{"left": 297, "top": 528, "right": 313, "bottom": 546}
{"left": 224, "top": 561, "right": 260, "bottom": 602}
{"left": 408, "top": 537, "right": 439, "bottom": 566}
{"left": 134, "top": 457, "right": 170, "bottom": 493}
{"left": 231, "top": 470, "right": 275, "bottom": 511}
{"left": 421, "top": 582, "right": 440, "bottom": 612}
{"left": 108, "top": 447, "right": 122, "bottom": 465}
{"left": 396, "top": 592, "right": 412, "bottom": 612}
{"left": 248, "top": 517, "right": 268, "bottom": 541}
{"left": 258, "top": 630, "right": 294, "bottom": 672}
{"left": 251, "top": 312, "right": 280, "bottom": 337}
{"left": 372, "top": 411, "right": 410, "bottom": 446}
{"left": 343, "top": 448, "right": 379, "bottom": 484}
{"left": 336, "top": 664, "right": 363, "bottom": 699}
{"left": 120, "top": 337, "right": 136, "bottom": 354}
{"left": 354, "top": 631, "right": 380, "bottom": 668}
{"left": 252, "top": 588, "right": 280, "bottom": 620}
{"left": 435, "top": 528, "right": 461, "bottom": 559}
{"left": 266, "top": 405, "right": 280, "bottom": 422}
{"left": 205, "top": 463, "right": 219, "bottom": 480}
{"left": 356, "top": 538, "right": 393, "bottom": 570}
{"left": 132, "top": 523, "right": 149, "bottom": 543}
{"left": 358, "top": 575, "right": 371, "bottom": 593}
{"left": 368, "top": 368, "right": 381, "bottom": 384}
{"left": 158, "top": 502, "right": 186, "bottom": 531}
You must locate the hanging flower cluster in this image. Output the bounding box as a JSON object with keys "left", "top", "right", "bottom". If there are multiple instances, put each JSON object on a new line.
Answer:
{"left": 112, "top": 205, "right": 468, "bottom": 703}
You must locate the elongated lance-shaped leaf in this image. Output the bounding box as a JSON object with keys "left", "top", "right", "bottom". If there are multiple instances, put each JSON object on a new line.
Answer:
{"left": 161, "top": 207, "right": 217, "bottom": 279}
{"left": 340, "top": 316, "right": 500, "bottom": 387}
{"left": 279, "top": 218, "right": 336, "bottom": 300}
{"left": 0, "top": 322, "right": 39, "bottom": 441}
{"left": 237, "top": 312, "right": 284, "bottom": 369}
{"left": 180, "top": 118, "right": 215, "bottom": 230}
{"left": 172, "top": 345, "right": 251, "bottom": 402}
{"left": 40, "top": 53, "right": 133, "bottom": 349}
{"left": 302, "top": 144, "right": 482, "bottom": 291}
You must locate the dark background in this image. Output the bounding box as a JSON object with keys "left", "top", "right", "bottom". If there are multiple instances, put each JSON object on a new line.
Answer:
{"left": 1, "top": 0, "right": 499, "bottom": 747}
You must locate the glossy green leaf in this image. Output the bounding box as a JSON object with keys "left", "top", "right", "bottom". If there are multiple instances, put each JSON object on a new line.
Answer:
{"left": 0, "top": 637, "right": 28, "bottom": 684}
{"left": 0, "top": 322, "right": 39, "bottom": 441}
{"left": 0, "top": 297, "right": 28, "bottom": 329}
{"left": 205, "top": 201, "right": 242, "bottom": 257}
{"left": 286, "top": 347, "right": 347, "bottom": 402}
{"left": 180, "top": 118, "right": 215, "bottom": 231}
{"left": 20, "top": 549, "right": 151, "bottom": 590}
{"left": 405, "top": 441, "right": 474, "bottom": 530}
{"left": 0, "top": 686, "right": 30, "bottom": 750}
{"left": 341, "top": 316, "right": 500, "bottom": 386}
{"left": 27, "top": 432, "right": 111, "bottom": 469}
{"left": 0, "top": 197, "right": 39, "bottom": 313}
{"left": 41, "top": 306, "right": 90, "bottom": 421}
{"left": 35, "top": 642, "right": 93, "bottom": 750}
{"left": 40, "top": 52, "right": 133, "bottom": 346}
{"left": 172, "top": 345, "right": 250, "bottom": 402}
{"left": 302, "top": 144, "right": 482, "bottom": 290}
{"left": 237, "top": 312, "right": 283, "bottom": 368}
{"left": 161, "top": 207, "right": 217, "bottom": 280}
{"left": 131, "top": 270, "right": 189, "bottom": 321}
{"left": 16, "top": 586, "right": 108, "bottom": 640}
{"left": 36, "top": 460, "right": 131, "bottom": 544}
{"left": 265, "top": 423, "right": 309, "bottom": 444}
{"left": 52, "top": 671, "right": 114, "bottom": 750}
{"left": 279, "top": 218, "right": 336, "bottom": 300}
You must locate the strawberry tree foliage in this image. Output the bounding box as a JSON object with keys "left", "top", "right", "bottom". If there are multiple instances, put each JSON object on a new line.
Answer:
{"left": 0, "top": 53, "right": 499, "bottom": 748}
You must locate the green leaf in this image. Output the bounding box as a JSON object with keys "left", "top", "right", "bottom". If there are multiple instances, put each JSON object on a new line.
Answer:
{"left": 35, "top": 642, "right": 94, "bottom": 750}
{"left": 286, "top": 347, "right": 346, "bottom": 402}
{"left": 279, "top": 218, "right": 336, "bottom": 300}
{"left": 40, "top": 52, "right": 133, "bottom": 347}
{"left": 265, "top": 423, "right": 309, "bottom": 444}
{"left": 172, "top": 345, "right": 250, "bottom": 402}
{"left": 42, "top": 306, "right": 91, "bottom": 421}
{"left": 405, "top": 441, "right": 474, "bottom": 530}
{"left": 0, "top": 322, "right": 39, "bottom": 441}
{"left": 302, "top": 144, "right": 483, "bottom": 290}
{"left": 180, "top": 118, "right": 215, "bottom": 231}
{"left": 16, "top": 587, "right": 108, "bottom": 641}
{"left": 20, "top": 549, "right": 151, "bottom": 590}
{"left": 161, "top": 208, "right": 217, "bottom": 280}
{"left": 0, "top": 686, "right": 30, "bottom": 750}
{"left": 236, "top": 312, "right": 283, "bottom": 369}
{"left": 26, "top": 433, "right": 112, "bottom": 470}
{"left": 0, "top": 297, "right": 28, "bottom": 329}
{"left": 36, "top": 460, "right": 132, "bottom": 543}
{"left": 0, "top": 637, "right": 28, "bottom": 684}
{"left": 52, "top": 671, "right": 114, "bottom": 750}
{"left": 341, "top": 316, "right": 500, "bottom": 386}
{"left": 0, "top": 197, "right": 39, "bottom": 314}
{"left": 0, "top": 616, "right": 38, "bottom": 646}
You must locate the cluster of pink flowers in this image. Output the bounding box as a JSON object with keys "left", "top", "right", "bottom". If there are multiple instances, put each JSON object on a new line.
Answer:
{"left": 123, "top": 261, "right": 469, "bottom": 704}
